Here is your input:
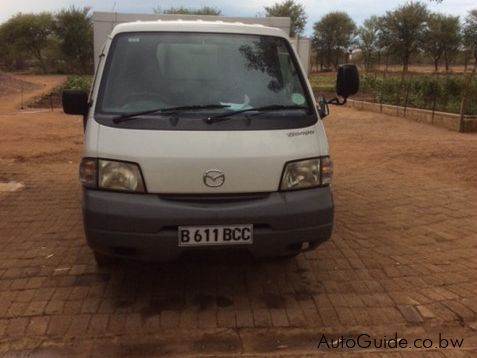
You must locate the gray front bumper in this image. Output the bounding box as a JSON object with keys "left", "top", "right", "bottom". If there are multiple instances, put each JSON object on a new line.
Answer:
{"left": 83, "top": 187, "right": 334, "bottom": 261}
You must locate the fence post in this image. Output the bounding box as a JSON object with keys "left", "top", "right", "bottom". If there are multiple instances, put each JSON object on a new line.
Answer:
{"left": 459, "top": 65, "right": 476, "bottom": 132}
{"left": 375, "top": 51, "right": 381, "bottom": 81}
{"left": 459, "top": 101, "right": 464, "bottom": 132}
{"left": 379, "top": 62, "right": 388, "bottom": 113}
{"left": 431, "top": 91, "right": 437, "bottom": 124}
{"left": 404, "top": 77, "right": 411, "bottom": 117}
{"left": 379, "top": 79, "right": 383, "bottom": 113}
{"left": 397, "top": 71, "right": 405, "bottom": 115}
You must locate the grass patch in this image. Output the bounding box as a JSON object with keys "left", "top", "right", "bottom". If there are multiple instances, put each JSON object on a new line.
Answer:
{"left": 309, "top": 74, "right": 335, "bottom": 94}
{"left": 28, "top": 75, "right": 93, "bottom": 109}
{"left": 60, "top": 75, "right": 93, "bottom": 92}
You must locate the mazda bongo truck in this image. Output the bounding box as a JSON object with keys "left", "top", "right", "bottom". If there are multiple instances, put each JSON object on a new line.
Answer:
{"left": 62, "top": 20, "right": 359, "bottom": 265}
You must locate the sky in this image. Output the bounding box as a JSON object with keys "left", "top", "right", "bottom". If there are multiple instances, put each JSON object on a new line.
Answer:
{"left": 0, "top": 0, "right": 476, "bottom": 35}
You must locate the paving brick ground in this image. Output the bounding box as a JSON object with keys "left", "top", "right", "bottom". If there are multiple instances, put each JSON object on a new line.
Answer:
{"left": 1, "top": 103, "right": 477, "bottom": 356}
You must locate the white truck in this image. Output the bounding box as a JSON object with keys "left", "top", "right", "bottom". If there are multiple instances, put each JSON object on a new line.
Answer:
{"left": 62, "top": 20, "right": 359, "bottom": 265}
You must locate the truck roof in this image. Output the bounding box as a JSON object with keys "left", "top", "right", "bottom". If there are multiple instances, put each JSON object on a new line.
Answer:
{"left": 111, "top": 20, "right": 288, "bottom": 39}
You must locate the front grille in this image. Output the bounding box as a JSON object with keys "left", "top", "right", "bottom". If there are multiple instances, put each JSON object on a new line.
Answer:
{"left": 158, "top": 192, "right": 271, "bottom": 204}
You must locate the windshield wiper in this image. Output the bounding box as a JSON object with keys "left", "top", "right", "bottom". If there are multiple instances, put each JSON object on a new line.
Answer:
{"left": 205, "top": 105, "right": 309, "bottom": 124}
{"left": 113, "top": 104, "right": 231, "bottom": 124}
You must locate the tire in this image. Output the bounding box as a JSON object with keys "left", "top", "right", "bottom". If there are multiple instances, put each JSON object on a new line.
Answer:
{"left": 93, "top": 252, "right": 115, "bottom": 267}
{"left": 279, "top": 251, "right": 300, "bottom": 259}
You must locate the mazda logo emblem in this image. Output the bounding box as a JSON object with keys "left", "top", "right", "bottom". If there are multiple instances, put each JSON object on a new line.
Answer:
{"left": 203, "top": 169, "right": 225, "bottom": 188}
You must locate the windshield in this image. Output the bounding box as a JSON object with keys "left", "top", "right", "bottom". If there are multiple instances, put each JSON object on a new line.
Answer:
{"left": 95, "top": 32, "right": 316, "bottom": 130}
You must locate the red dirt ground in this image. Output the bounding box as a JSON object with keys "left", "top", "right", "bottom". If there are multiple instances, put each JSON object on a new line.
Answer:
{"left": 0, "top": 73, "right": 66, "bottom": 113}
{"left": 1, "top": 74, "right": 477, "bottom": 355}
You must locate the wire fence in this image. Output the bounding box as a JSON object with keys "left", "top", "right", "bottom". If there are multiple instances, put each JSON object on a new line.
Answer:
{"left": 358, "top": 70, "right": 477, "bottom": 117}
{"left": 311, "top": 66, "right": 477, "bottom": 119}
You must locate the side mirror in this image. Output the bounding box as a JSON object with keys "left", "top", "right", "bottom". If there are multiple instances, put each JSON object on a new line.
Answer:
{"left": 336, "top": 64, "right": 359, "bottom": 98}
{"left": 62, "top": 90, "right": 89, "bottom": 115}
{"left": 316, "top": 95, "right": 329, "bottom": 118}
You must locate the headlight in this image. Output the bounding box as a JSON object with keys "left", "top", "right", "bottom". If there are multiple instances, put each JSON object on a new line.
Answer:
{"left": 99, "top": 160, "right": 146, "bottom": 192}
{"left": 280, "top": 157, "right": 332, "bottom": 191}
{"left": 79, "top": 158, "right": 146, "bottom": 192}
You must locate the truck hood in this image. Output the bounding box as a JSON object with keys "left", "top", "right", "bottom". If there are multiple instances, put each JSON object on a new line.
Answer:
{"left": 88, "top": 122, "right": 328, "bottom": 194}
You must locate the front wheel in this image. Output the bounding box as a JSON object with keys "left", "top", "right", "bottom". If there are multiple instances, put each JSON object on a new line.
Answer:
{"left": 93, "top": 252, "right": 115, "bottom": 267}
{"left": 276, "top": 251, "right": 301, "bottom": 260}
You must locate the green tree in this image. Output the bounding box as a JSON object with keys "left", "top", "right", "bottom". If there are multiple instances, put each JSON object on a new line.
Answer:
{"left": 463, "top": 9, "right": 477, "bottom": 69}
{"left": 264, "top": 0, "right": 307, "bottom": 37}
{"left": 54, "top": 7, "right": 94, "bottom": 74}
{"left": 423, "top": 14, "right": 446, "bottom": 72}
{"left": 357, "top": 16, "right": 380, "bottom": 71}
{"left": 441, "top": 16, "right": 461, "bottom": 72}
{"left": 153, "top": 6, "right": 222, "bottom": 15}
{"left": 313, "top": 12, "right": 356, "bottom": 69}
{"left": 380, "top": 2, "right": 429, "bottom": 72}
{"left": 0, "top": 26, "right": 27, "bottom": 70}
{"left": 423, "top": 14, "right": 461, "bottom": 72}
{"left": 0, "top": 13, "right": 54, "bottom": 73}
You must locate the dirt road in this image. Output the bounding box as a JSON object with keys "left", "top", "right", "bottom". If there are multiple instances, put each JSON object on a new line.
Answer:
{"left": 1, "top": 81, "right": 477, "bottom": 355}
{"left": 0, "top": 74, "right": 65, "bottom": 114}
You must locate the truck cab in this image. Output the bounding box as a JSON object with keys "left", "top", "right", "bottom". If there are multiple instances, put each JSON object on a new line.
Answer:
{"left": 63, "top": 20, "right": 358, "bottom": 264}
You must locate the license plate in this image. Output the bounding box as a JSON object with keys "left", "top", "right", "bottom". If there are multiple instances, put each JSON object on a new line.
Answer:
{"left": 178, "top": 225, "right": 253, "bottom": 247}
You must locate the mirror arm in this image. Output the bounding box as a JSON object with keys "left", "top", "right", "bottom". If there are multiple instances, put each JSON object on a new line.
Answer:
{"left": 327, "top": 96, "right": 348, "bottom": 106}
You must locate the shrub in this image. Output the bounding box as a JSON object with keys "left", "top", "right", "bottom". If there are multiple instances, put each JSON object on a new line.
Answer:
{"left": 350, "top": 74, "right": 477, "bottom": 115}
{"left": 61, "top": 75, "right": 92, "bottom": 92}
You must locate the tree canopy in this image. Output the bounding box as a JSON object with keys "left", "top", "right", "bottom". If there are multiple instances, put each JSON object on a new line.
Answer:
{"left": 357, "top": 16, "right": 380, "bottom": 71}
{"left": 313, "top": 12, "right": 356, "bottom": 69}
{"left": 0, "top": 13, "right": 54, "bottom": 73}
{"left": 463, "top": 10, "right": 477, "bottom": 67}
{"left": 0, "top": 8, "right": 93, "bottom": 73}
{"left": 379, "top": 2, "right": 430, "bottom": 72}
{"left": 423, "top": 14, "right": 461, "bottom": 71}
{"left": 54, "top": 7, "right": 94, "bottom": 74}
{"left": 153, "top": 6, "right": 222, "bottom": 16}
{"left": 0, "top": 2, "right": 475, "bottom": 74}
{"left": 264, "top": 0, "right": 307, "bottom": 37}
